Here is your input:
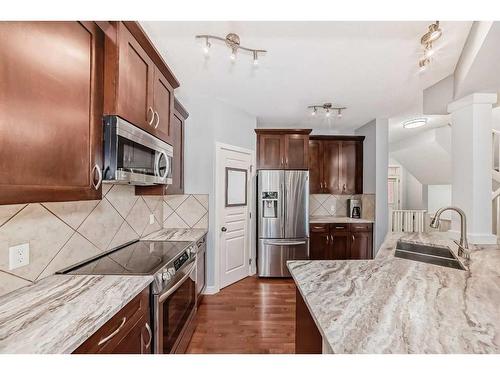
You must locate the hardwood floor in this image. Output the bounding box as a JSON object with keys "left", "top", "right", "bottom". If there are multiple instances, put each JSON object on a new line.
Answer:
{"left": 186, "top": 276, "right": 296, "bottom": 354}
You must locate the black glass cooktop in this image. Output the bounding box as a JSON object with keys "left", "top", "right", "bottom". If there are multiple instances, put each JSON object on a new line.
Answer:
{"left": 61, "top": 240, "right": 192, "bottom": 275}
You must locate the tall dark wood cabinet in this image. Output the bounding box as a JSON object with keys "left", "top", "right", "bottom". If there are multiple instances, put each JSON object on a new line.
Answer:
{"left": 255, "top": 129, "right": 311, "bottom": 169}
{"left": 0, "top": 21, "right": 104, "bottom": 205}
{"left": 308, "top": 136, "right": 364, "bottom": 195}
{"left": 309, "top": 223, "right": 373, "bottom": 260}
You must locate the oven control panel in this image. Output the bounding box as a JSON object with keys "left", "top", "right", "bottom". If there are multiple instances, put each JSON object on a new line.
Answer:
{"left": 174, "top": 251, "right": 189, "bottom": 271}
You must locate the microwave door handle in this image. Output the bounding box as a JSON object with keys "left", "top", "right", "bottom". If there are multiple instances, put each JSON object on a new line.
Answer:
{"left": 158, "top": 261, "right": 196, "bottom": 303}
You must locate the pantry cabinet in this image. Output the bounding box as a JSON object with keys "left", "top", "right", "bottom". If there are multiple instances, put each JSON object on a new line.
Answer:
{"left": 255, "top": 129, "right": 311, "bottom": 170}
{"left": 309, "top": 222, "right": 373, "bottom": 260}
{"left": 0, "top": 21, "right": 104, "bottom": 205}
{"left": 308, "top": 136, "right": 364, "bottom": 195}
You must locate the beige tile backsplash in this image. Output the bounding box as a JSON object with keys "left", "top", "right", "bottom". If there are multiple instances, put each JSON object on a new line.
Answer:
{"left": 163, "top": 194, "right": 209, "bottom": 230}
{"left": 0, "top": 184, "right": 165, "bottom": 297}
{"left": 310, "top": 194, "right": 375, "bottom": 220}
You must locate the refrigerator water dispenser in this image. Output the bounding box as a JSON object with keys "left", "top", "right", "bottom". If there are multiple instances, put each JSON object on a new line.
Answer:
{"left": 262, "top": 191, "right": 278, "bottom": 218}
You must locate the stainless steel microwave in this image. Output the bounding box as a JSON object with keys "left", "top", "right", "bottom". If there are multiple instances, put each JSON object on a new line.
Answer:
{"left": 103, "top": 116, "right": 173, "bottom": 186}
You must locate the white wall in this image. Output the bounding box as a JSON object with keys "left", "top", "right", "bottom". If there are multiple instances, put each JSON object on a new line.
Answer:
{"left": 181, "top": 94, "right": 257, "bottom": 289}
{"left": 356, "top": 119, "right": 389, "bottom": 253}
{"left": 427, "top": 185, "right": 452, "bottom": 219}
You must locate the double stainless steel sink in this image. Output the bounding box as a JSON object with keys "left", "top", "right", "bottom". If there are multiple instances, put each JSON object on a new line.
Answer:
{"left": 395, "top": 241, "right": 465, "bottom": 270}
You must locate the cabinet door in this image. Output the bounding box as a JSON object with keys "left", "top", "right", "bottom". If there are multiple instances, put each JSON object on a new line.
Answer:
{"left": 152, "top": 67, "right": 174, "bottom": 142}
{"left": 322, "top": 141, "right": 342, "bottom": 194}
{"left": 116, "top": 23, "right": 154, "bottom": 131}
{"left": 308, "top": 140, "right": 323, "bottom": 193}
{"left": 284, "top": 134, "right": 309, "bottom": 169}
{"left": 350, "top": 231, "right": 373, "bottom": 260}
{"left": 330, "top": 226, "right": 350, "bottom": 260}
{"left": 110, "top": 316, "right": 152, "bottom": 354}
{"left": 341, "top": 141, "right": 363, "bottom": 194}
{"left": 257, "top": 134, "right": 284, "bottom": 169}
{"left": 0, "top": 21, "right": 104, "bottom": 205}
{"left": 167, "top": 112, "right": 184, "bottom": 194}
{"left": 309, "top": 224, "right": 329, "bottom": 260}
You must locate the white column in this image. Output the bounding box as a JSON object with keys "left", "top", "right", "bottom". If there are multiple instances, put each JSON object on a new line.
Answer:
{"left": 447, "top": 93, "right": 498, "bottom": 244}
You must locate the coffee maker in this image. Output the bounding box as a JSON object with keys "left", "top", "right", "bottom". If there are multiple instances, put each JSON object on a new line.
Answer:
{"left": 347, "top": 199, "right": 361, "bottom": 219}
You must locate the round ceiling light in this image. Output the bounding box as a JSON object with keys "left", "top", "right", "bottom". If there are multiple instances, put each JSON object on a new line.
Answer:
{"left": 403, "top": 118, "right": 428, "bottom": 129}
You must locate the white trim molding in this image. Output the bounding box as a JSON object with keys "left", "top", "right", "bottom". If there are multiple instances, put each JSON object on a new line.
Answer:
{"left": 447, "top": 93, "right": 497, "bottom": 113}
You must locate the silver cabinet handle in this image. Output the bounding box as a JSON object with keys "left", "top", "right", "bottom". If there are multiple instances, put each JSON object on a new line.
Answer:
{"left": 326, "top": 235, "right": 329, "bottom": 245}
{"left": 343, "top": 183, "right": 346, "bottom": 191}
{"left": 335, "top": 226, "right": 345, "bottom": 229}
{"left": 352, "top": 234, "right": 355, "bottom": 242}
{"left": 144, "top": 322, "right": 152, "bottom": 349}
{"left": 285, "top": 157, "right": 288, "bottom": 166}
{"left": 154, "top": 111, "right": 160, "bottom": 129}
{"left": 91, "top": 164, "right": 102, "bottom": 190}
{"left": 147, "top": 106, "right": 154, "bottom": 125}
{"left": 98, "top": 317, "right": 126, "bottom": 346}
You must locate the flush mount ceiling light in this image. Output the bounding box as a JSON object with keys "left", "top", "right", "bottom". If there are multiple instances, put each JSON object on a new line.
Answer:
{"left": 308, "top": 103, "right": 346, "bottom": 119}
{"left": 418, "top": 21, "right": 443, "bottom": 72}
{"left": 195, "top": 33, "right": 266, "bottom": 65}
{"left": 403, "top": 117, "right": 428, "bottom": 129}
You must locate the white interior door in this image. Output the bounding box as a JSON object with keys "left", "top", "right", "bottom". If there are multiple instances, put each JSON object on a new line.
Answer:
{"left": 216, "top": 144, "right": 253, "bottom": 289}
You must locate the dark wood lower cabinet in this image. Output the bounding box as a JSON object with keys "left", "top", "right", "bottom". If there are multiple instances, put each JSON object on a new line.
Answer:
{"left": 295, "top": 287, "right": 322, "bottom": 354}
{"left": 74, "top": 287, "right": 151, "bottom": 354}
{"left": 309, "top": 223, "right": 373, "bottom": 260}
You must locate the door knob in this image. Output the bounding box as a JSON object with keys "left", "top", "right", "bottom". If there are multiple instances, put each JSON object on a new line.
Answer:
{"left": 221, "top": 227, "right": 227, "bottom": 232}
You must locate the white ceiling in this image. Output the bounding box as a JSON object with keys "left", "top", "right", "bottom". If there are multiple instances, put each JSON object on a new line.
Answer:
{"left": 141, "top": 21, "right": 472, "bottom": 132}
{"left": 388, "top": 114, "right": 451, "bottom": 144}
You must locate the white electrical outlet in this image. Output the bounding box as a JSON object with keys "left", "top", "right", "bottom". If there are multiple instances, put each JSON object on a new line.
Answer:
{"left": 149, "top": 214, "right": 155, "bottom": 225}
{"left": 9, "top": 243, "right": 30, "bottom": 270}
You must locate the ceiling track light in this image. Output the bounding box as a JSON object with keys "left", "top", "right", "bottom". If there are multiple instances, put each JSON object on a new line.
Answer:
{"left": 308, "top": 103, "right": 346, "bottom": 119}
{"left": 195, "top": 33, "right": 266, "bottom": 65}
{"left": 418, "top": 21, "right": 442, "bottom": 71}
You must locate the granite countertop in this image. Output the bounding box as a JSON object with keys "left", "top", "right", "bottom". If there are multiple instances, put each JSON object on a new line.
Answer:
{"left": 0, "top": 274, "right": 152, "bottom": 354}
{"left": 309, "top": 216, "right": 374, "bottom": 224}
{"left": 288, "top": 232, "right": 500, "bottom": 353}
{"left": 142, "top": 228, "right": 208, "bottom": 242}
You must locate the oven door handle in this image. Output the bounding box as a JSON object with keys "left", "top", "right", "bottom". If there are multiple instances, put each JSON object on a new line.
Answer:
{"left": 158, "top": 261, "right": 196, "bottom": 303}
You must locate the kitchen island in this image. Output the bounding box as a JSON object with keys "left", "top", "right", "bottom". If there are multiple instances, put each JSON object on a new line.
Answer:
{"left": 288, "top": 232, "right": 500, "bottom": 353}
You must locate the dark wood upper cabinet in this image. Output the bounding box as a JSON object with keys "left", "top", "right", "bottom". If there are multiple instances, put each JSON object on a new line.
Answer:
{"left": 309, "top": 223, "right": 373, "bottom": 260}
{"left": 308, "top": 140, "right": 323, "bottom": 194}
{"left": 115, "top": 22, "right": 155, "bottom": 131}
{"left": 309, "top": 136, "right": 364, "bottom": 195}
{"left": 322, "top": 140, "right": 342, "bottom": 194}
{"left": 153, "top": 68, "right": 174, "bottom": 142}
{"left": 0, "top": 21, "right": 104, "bottom": 205}
{"left": 103, "top": 22, "right": 179, "bottom": 143}
{"left": 284, "top": 134, "right": 309, "bottom": 169}
{"left": 257, "top": 133, "right": 285, "bottom": 169}
{"left": 255, "top": 129, "right": 311, "bottom": 170}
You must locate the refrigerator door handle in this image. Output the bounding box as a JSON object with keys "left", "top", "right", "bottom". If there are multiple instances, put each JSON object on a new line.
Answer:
{"left": 264, "top": 240, "right": 307, "bottom": 246}
{"left": 280, "top": 182, "right": 285, "bottom": 237}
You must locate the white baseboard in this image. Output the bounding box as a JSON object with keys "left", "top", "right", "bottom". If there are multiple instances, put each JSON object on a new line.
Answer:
{"left": 203, "top": 285, "right": 220, "bottom": 295}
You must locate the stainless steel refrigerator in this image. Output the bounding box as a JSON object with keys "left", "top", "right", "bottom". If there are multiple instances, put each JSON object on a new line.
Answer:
{"left": 257, "top": 170, "right": 309, "bottom": 277}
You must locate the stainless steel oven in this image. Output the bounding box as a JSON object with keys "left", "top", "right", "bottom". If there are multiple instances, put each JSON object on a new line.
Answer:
{"left": 153, "top": 254, "right": 197, "bottom": 354}
{"left": 103, "top": 116, "right": 173, "bottom": 186}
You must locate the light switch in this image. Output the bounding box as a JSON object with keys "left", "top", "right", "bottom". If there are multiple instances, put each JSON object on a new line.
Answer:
{"left": 9, "top": 243, "right": 30, "bottom": 270}
{"left": 149, "top": 214, "right": 155, "bottom": 225}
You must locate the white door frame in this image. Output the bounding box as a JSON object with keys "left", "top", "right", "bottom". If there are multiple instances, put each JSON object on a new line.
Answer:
{"left": 213, "top": 142, "right": 255, "bottom": 294}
